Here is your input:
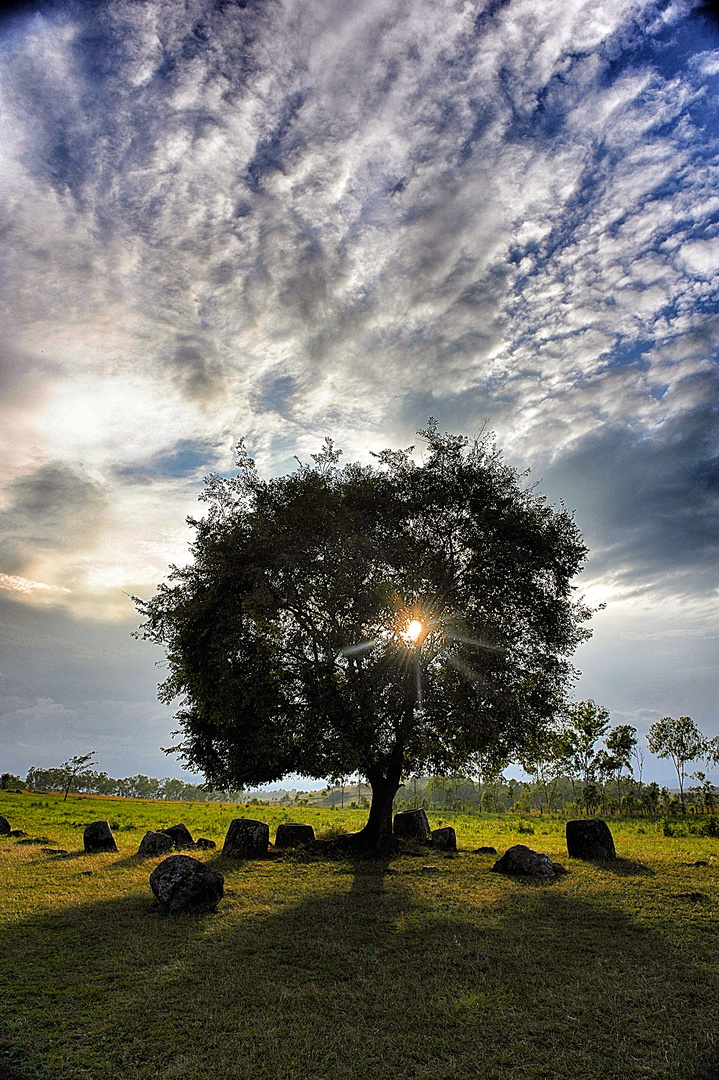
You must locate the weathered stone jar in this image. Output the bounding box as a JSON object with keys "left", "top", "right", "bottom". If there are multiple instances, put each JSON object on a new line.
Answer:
{"left": 138, "top": 830, "right": 174, "bottom": 858}
{"left": 150, "top": 855, "right": 224, "bottom": 914}
{"left": 393, "top": 808, "right": 430, "bottom": 840}
{"left": 566, "top": 819, "right": 616, "bottom": 860}
{"left": 83, "top": 820, "right": 118, "bottom": 854}
{"left": 274, "top": 823, "right": 315, "bottom": 848}
{"left": 222, "top": 818, "right": 269, "bottom": 859}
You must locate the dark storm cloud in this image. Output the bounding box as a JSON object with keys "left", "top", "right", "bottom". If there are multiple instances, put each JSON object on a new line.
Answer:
{"left": 0, "top": 592, "right": 184, "bottom": 777}
{"left": 0, "top": 461, "right": 108, "bottom": 574}
{"left": 167, "top": 337, "right": 225, "bottom": 400}
{"left": 540, "top": 372, "right": 719, "bottom": 595}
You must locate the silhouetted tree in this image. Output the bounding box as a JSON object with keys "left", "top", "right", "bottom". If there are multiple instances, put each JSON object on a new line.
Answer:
{"left": 58, "top": 752, "right": 97, "bottom": 801}
{"left": 135, "top": 421, "right": 593, "bottom": 852}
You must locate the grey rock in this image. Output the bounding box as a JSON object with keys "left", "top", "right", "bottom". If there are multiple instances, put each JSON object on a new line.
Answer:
{"left": 222, "top": 818, "right": 269, "bottom": 859}
{"left": 274, "top": 823, "right": 315, "bottom": 848}
{"left": 138, "top": 830, "right": 174, "bottom": 858}
{"left": 159, "top": 823, "right": 195, "bottom": 850}
{"left": 431, "top": 826, "right": 457, "bottom": 851}
{"left": 149, "top": 855, "right": 224, "bottom": 915}
{"left": 474, "top": 846, "right": 497, "bottom": 855}
{"left": 195, "top": 837, "right": 216, "bottom": 850}
{"left": 491, "top": 844, "right": 557, "bottom": 878}
{"left": 8, "top": 829, "right": 26, "bottom": 837}
{"left": 0, "top": 815, "right": 10, "bottom": 835}
{"left": 83, "top": 820, "right": 118, "bottom": 854}
{"left": 566, "top": 819, "right": 616, "bottom": 860}
{"left": 393, "top": 808, "right": 430, "bottom": 840}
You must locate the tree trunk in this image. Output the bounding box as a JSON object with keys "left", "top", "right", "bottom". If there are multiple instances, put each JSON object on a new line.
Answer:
{"left": 347, "top": 772, "right": 402, "bottom": 854}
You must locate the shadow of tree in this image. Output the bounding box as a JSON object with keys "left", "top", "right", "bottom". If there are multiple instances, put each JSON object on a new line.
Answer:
{"left": 1, "top": 856, "right": 717, "bottom": 1080}
{"left": 568, "top": 856, "right": 657, "bottom": 877}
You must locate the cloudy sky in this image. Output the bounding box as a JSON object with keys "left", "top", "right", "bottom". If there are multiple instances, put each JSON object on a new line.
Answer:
{"left": 0, "top": 0, "right": 717, "bottom": 788}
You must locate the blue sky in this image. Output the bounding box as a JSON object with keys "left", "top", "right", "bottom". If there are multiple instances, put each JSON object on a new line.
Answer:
{"left": 0, "top": 0, "right": 717, "bottom": 787}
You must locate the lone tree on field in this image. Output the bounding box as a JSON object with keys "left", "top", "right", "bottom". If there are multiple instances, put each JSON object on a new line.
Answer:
{"left": 647, "top": 715, "right": 709, "bottom": 810}
{"left": 58, "top": 752, "right": 97, "bottom": 801}
{"left": 135, "top": 421, "right": 594, "bottom": 853}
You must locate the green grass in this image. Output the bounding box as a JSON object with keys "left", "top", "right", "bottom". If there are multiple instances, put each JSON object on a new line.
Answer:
{"left": 1, "top": 791, "right": 718, "bottom": 1080}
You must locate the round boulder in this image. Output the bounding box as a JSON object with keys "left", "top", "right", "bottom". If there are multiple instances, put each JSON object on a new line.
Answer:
{"left": 195, "top": 837, "right": 216, "bottom": 850}
{"left": 491, "top": 844, "right": 556, "bottom": 878}
{"left": 0, "top": 815, "right": 10, "bottom": 835}
{"left": 566, "top": 819, "right": 616, "bottom": 860}
{"left": 431, "top": 826, "right": 457, "bottom": 852}
{"left": 274, "top": 823, "right": 315, "bottom": 849}
{"left": 393, "top": 808, "right": 430, "bottom": 841}
{"left": 474, "top": 846, "right": 498, "bottom": 855}
{"left": 222, "top": 818, "right": 269, "bottom": 859}
{"left": 138, "top": 830, "right": 175, "bottom": 858}
{"left": 149, "top": 855, "right": 224, "bottom": 915}
{"left": 84, "top": 820, "right": 118, "bottom": 854}
{"left": 159, "top": 823, "right": 195, "bottom": 850}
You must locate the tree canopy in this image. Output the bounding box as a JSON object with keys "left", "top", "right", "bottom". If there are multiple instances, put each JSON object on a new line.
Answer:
{"left": 135, "top": 421, "right": 594, "bottom": 850}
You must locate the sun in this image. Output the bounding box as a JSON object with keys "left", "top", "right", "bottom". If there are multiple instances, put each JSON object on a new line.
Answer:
{"left": 401, "top": 619, "right": 424, "bottom": 646}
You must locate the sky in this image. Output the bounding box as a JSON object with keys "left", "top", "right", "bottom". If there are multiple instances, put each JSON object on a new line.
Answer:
{"left": 0, "top": 0, "right": 717, "bottom": 790}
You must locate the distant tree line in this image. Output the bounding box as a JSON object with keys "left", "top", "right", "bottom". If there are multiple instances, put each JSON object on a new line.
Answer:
{"left": 4, "top": 767, "right": 243, "bottom": 803}
{"left": 3, "top": 706, "right": 715, "bottom": 815}
{"left": 392, "top": 707, "right": 718, "bottom": 817}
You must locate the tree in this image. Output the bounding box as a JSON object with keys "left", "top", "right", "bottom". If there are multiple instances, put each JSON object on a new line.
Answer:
{"left": 0, "top": 772, "right": 24, "bottom": 791}
{"left": 519, "top": 725, "right": 573, "bottom": 813}
{"left": 640, "top": 781, "right": 661, "bottom": 816}
{"left": 603, "top": 724, "right": 637, "bottom": 814}
{"left": 564, "top": 699, "right": 610, "bottom": 811}
{"left": 135, "top": 421, "right": 593, "bottom": 853}
{"left": 55, "top": 753, "right": 97, "bottom": 801}
{"left": 647, "top": 716, "right": 709, "bottom": 810}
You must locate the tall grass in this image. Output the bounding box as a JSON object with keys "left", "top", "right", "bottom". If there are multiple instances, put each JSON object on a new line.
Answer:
{"left": 1, "top": 791, "right": 717, "bottom": 1079}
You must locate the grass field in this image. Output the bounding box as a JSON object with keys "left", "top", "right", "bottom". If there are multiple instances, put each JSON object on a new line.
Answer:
{"left": 1, "top": 791, "right": 717, "bottom": 1080}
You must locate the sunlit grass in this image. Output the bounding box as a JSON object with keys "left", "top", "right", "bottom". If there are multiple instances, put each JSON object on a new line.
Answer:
{"left": 1, "top": 791, "right": 718, "bottom": 1079}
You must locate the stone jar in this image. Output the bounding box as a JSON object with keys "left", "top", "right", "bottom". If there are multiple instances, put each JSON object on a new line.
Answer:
{"left": 566, "top": 819, "right": 616, "bottom": 860}
{"left": 222, "top": 818, "right": 269, "bottom": 859}
{"left": 431, "top": 826, "right": 457, "bottom": 851}
{"left": 83, "top": 820, "right": 118, "bottom": 854}
{"left": 138, "top": 830, "right": 174, "bottom": 858}
{"left": 491, "top": 844, "right": 556, "bottom": 878}
{"left": 160, "top": 823, "right": 195, "bottom": 850}
{"left": 393, "top": 808, "right": 430, "bottom": 840}
{"left": 149, "top": 855, "right": 224, "bottom": 915}
{"left": 274, "top": 823, "right": 315, "bottom": 848}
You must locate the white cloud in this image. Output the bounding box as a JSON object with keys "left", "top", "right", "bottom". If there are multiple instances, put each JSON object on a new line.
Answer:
{"left": 0, "top": 0, "right": 716, "bottom": 772}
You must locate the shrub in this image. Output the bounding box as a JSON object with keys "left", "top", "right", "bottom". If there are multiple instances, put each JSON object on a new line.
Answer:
{"left": 316, "top": 823, "right": 349, "bottom": 841}
{"left": 662, "top": 815, "right": 719, "bottom": 837}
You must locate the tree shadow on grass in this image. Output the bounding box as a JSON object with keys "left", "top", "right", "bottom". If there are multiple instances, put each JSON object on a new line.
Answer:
{"left": 1, "top": 856, "right": 717, "bottom": 1080}
{"left": 568, "top": 856, "right": 657, "bottom": 877}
